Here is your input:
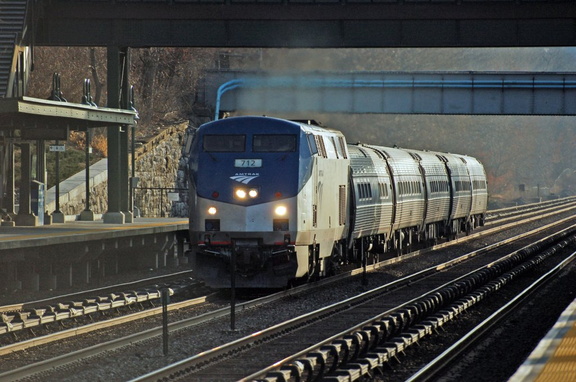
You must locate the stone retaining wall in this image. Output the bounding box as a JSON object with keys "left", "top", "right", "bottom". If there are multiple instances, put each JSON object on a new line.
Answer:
{"left": 133, "top": 122, "right": 189, "bottom": 217}
{"left": 46, "top": 120, "right": 200, "bottom": 218}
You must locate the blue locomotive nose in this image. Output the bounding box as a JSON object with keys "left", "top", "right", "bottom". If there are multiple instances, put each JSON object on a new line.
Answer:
{"left": 190, "top": 119, "right": 311, "bottom": 206}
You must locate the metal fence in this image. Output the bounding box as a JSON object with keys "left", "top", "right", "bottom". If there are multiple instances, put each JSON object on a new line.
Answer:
{"left": 133, "top": 187, "right": 188, "bottom": 218}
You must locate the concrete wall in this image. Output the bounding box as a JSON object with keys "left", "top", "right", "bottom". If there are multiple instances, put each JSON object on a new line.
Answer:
{"left": 45, "top": 160, "right": 109, "bottom": 216}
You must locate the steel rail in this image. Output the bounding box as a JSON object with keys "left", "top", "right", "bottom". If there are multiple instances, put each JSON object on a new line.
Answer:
{"left": 367, "top": 203, "right": 576, "bottom": 276}
{"left": 1, "top": 196, "right": 565, "bottom": 315}
{"left": 240, "top": 224, "right": 576, "bottom": 381}
{"left": 3, "top": 207, "right": 575, "bottom": 381}
{"left": 485, "top": 199, "right": 576, "bottom": 225}
{"left": 486, "top": 196, "right": 576, "bottom": 217}
{"left": 0, "top": 276, "right": 358, "bottom": 380}
{"left": 0, "top": 276, "right": 201, "bottom": 336}
{"left": 405, "top": 251, "right": 576, "bottom": 382}
{"left": 0, "top": 294, "right": 215, "bottom": 357}
{"left": 486, "top": 197, "right": 576, "bottom": 220}
{"left": 132, "top": 219, "right": 576, "bottom": 382}
{"left": 0, "top": 270, "right": 195, "bottom": 314}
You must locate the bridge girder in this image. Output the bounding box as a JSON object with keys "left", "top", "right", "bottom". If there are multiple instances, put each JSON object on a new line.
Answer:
{"left": 33, "top": 1, "right": 576, "bottom": 48}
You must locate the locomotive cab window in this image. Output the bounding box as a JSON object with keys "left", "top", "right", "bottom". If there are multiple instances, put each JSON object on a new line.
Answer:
{"left": 203, "top": 135, "right": 245, "bottom": 152}
{"left": 306, "top": 134, "right": 318, "bottom": 155}
{"left": 253, "top": 134, "right": 296, "bottom": 152}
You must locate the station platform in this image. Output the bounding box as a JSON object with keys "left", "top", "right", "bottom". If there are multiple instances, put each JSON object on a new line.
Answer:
{"left": 0, "top": 217, "right": 188, "bottom": 250}
{"left": 0, "top": 218, "right": 190, "bottom": 295}
{"left": 509, "top": 298, "right": 576, "bottom": 381}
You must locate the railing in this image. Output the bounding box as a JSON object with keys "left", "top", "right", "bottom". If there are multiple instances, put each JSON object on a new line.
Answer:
{"left": 133, "top": 187, "right": 187, "bottom": 218}
{"left": 1, "top": 0, "right": 31, "bottom": 98}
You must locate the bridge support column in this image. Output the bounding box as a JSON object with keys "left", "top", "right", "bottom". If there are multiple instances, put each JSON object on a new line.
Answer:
{"left": 121, "top": 49, "right": 133, "bottom": 222}
{"left": 104, "top": 46, "right": 129, "bottom": 224}
{"left": 36, "top": 139, "right": 53, "bottom": 225}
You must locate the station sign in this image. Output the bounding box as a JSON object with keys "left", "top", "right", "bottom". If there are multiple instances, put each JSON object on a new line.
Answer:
{"left": 167, "top": 192, "right": 180, "bottom": 201}
{"left": 49, "top": 144, "right": 66, "bottom": 152}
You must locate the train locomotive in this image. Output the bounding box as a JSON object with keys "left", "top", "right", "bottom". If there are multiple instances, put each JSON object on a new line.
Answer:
{"left": 187, "top": 116, "right": 488, "bottom": 288}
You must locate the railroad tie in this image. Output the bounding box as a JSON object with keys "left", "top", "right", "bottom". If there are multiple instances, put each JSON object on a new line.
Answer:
{"left": 277, "top": 361, "right": 306, "bottom": 380}
{"left": 390, "top": 311, "right": 407, "bottom": 332}
{"left": 384, "top": 336, "right": 410, "bottom": 356}
{"left": 337, "top": 362, "right": 371, "bottom": 380}
{"left": 363, "top": 325, "right": 384, "bottom": 349}
{"left": 321, "top": 372, "right": 354, "bottom": 382}
{"left": 357, "top": 354, "right": 383, "bottom": 369}
{"left": 265, "top": 369, "right": 293, "bottom": 382}
{"left": 373, "top": 318, "right": 393, "bottom": 340}
{"left": 320, "top": 343, "right": 344, "bottom": 374}
{"left": 421, "top": 317, "right": 443, "bottom": 334}
{"left": 375, "top": 344, "right": 400, "bottom": 363}
{"left": 306, "top": 351, "right": 328, "bottom": 377}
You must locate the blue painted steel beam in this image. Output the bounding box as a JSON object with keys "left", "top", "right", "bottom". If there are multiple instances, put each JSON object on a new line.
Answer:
{"left": 209, "top": 72, "right": 576, "bottom": 119}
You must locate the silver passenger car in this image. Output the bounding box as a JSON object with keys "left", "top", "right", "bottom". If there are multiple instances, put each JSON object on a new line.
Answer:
{"left": 349, "top": 144, "right": 488, "bottom": 254}
{"left": 404, "top": 149, "right": 452, "bottom": 242}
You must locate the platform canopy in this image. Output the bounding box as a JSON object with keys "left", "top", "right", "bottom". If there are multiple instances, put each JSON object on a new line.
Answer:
{"left": 0, "top": 96, "right": 137, "bottom": 140}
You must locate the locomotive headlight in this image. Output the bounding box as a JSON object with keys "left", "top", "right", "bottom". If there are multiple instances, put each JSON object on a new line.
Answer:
{"left": 235, "top": 188, "right": 259, "bottom": 199}
{"left": 207, "top": 206, "right": 217, "bottom": 215}
{"left": 274, "top": 205, "right": 288, "bottom": 216}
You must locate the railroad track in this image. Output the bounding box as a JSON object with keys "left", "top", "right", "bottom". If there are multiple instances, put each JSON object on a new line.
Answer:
{"left": 406, "top": 252, "right": 576, "bottom": 382}
{"left": 134, "top": 218, "right": 576, "bottom": 381}
{"left": 1, "top": 199, "right": 575, "bottom": 381}
{"left": 0, "top": 270, "right": 199, "bottom": 314}
{"left": 485, "top": 195, "right": 576, "bottom": 222}
{"left": 0, "top": 270, "right": 204, "bottom": 344}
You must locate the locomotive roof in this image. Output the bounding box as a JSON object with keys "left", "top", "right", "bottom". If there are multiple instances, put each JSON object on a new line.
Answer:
{"left": 201, "top": 115, "right": 344, "bottom": 137}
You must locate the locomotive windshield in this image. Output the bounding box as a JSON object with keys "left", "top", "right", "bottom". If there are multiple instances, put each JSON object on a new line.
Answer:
{"left": 253, "top": 134, "right": 296, "bottom": 152}
{"left": 203, "top": 135, "right": 246, "bottom": 152}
